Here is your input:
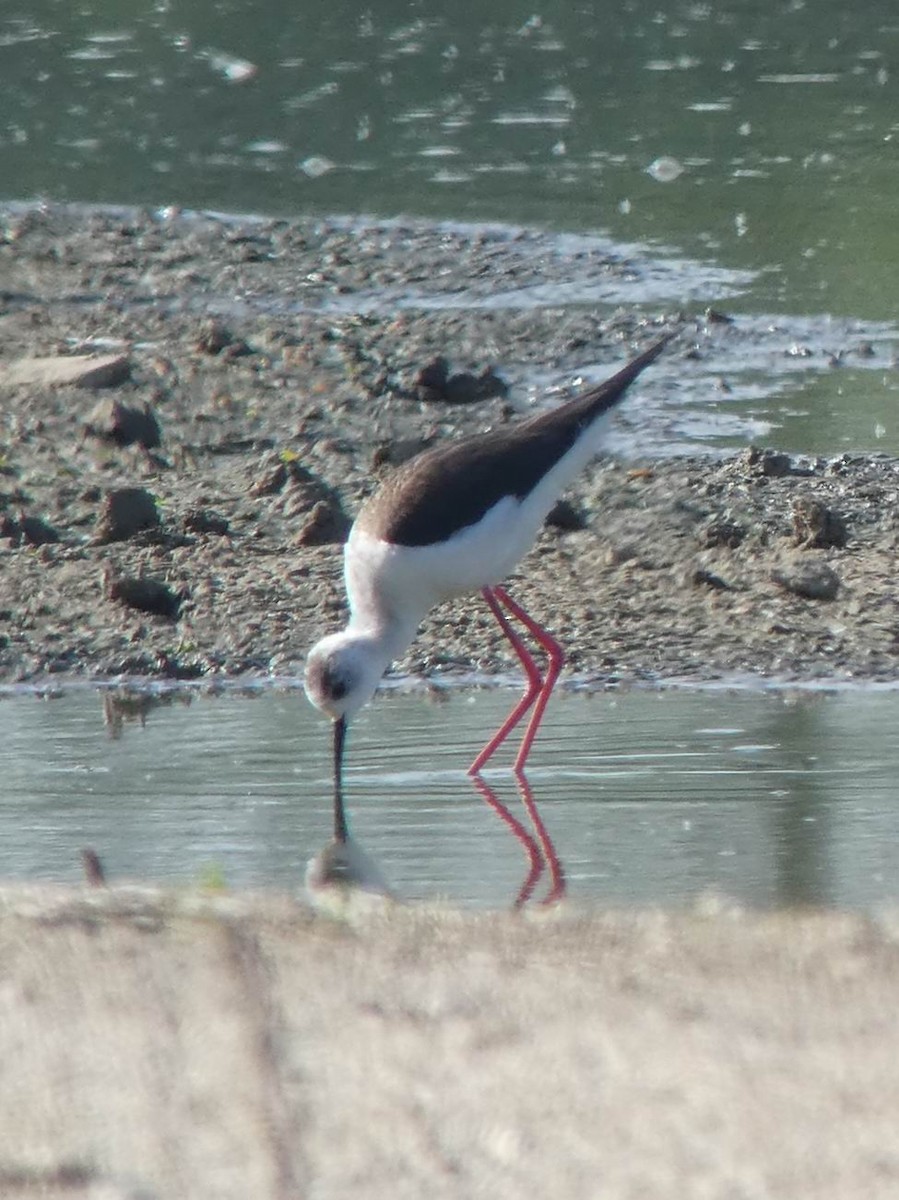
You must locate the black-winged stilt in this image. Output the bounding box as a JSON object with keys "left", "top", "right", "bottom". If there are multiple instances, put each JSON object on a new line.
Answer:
{"left": 305, "top": 331, "right": 674, "bottom": 843}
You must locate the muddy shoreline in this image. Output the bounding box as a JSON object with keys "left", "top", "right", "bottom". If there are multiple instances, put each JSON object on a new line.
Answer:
{"left": 1, "top": 203, "right": 897, "bottom": 691}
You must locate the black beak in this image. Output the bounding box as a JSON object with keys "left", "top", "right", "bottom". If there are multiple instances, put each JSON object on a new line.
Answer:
{"left": 333, "top": 715, "right": 348, "bottom": 843}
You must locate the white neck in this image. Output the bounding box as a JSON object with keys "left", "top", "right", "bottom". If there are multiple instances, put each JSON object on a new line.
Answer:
{"left": 344, "top": 608, "right": 419, "bottom": 672}
{"left": 344, "top": 529, "right": 430, "bottom": 666}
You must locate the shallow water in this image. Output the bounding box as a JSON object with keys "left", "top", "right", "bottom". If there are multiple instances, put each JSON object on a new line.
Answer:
{"left": 2, "top": 7, "right": 898, "bottom": 863}
{"left": 3, "top": 684, "right": 899, "bottom": 910}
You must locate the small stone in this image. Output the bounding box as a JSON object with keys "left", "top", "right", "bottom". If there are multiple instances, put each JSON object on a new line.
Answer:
{"left": 771, "top": 558, "right": 840, "bottom": 601}
{"left": 745, "top": 446, "right": 793, "bottom": 478}
{"left": 0, "top": 352, "right": 131, "bottom": 391}
{"left": 251, "top": 454, "right": 332, "bottom": 500}
{"left": 82, "top": 397, "right": 162, "bottom": 450}
{"left": 105, "top": 571, "right": 184, "bottom": 619}
{"left": 195, "top": 318, "right": 251, "bottom": 357}
{"left": 93, "top": 487, "right": 161, "bottom": 543}
{"left": 415, "top": 359, "right": 508, "bottom": 404}
{"left": 605, "top": 542, "right": 641, "bottom": 567}
{"left": 825, "top": 454, "right": 862, "bottom": 477}
{"left": 251, "top": 455, "right": 348, "bottom": 533}
{"left": 791, "top": 496, "right": 848, "bottom": 549}
{"left": 470, "top": 366, "right": 508, "bottom": 402}
{"left": 691, "top": 567, "right": 732, "bottom": 591}
{"left": 545, "top": 498, "right": 587, "bottom": 532}
{"left": 700, "top": 519, "right": 746, "bottom": 549}
{"left": 249, "top": 460, "right": 290, "bottom": 497}
{"left": 182, "top": 508, "right": 230, "bottom": 536}
{"left": 0, "top": 511, "right": 60, "bottom": 547}
{"left": 415, "top": 357, "right": 450, "bottom": 401}
{"left": 295, "top": 499, "right": 351, "bottom": 546}
{"left": 0, "top": 353, "right": 131, "bottom": 390}
{"left": 371, "top": 436, "right": 434, "bottom": 471}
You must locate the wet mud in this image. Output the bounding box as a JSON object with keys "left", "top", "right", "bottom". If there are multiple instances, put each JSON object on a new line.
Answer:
{"left": 1, "top": 203, "right": 896, "bottom": 690}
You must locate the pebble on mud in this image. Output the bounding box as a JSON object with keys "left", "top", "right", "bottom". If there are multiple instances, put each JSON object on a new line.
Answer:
{"left": 371, "top": 436, "right": 435, "bottom": 471}
{"left": 771, "top": 558, "right": 841, "bottom": 601}
{"left": 249, "top": 453, "right": 338, "bottom": 501}
{"left": 294, "top": 499, "right": 351, "bottom": 546}
{"left": 82, "top": 398, "right": 162, "bottom": 452}
{"left": 194, "top": 318, "right": 252, "bottom": 358}
{"left": 691, "top": 567, "right": 732, "bottom": 591}
{"left": 105, "top": 571, "right": 184, "bottom": 620}
{"left": 0, "top": 353, "right": 131, "bottom": 390}
{"left": 745, "top": 446, "right": 795, "bottom": 478}
{"left": 791, "top": 496, "right": 848, "bottom": 549}
{"left": 0, "top": 512, "right": 60, "bottom": 547}
{"left": 545, "top": 498, "right": 587, "bottom": 532}
{"left": 249, "top": 454, "right": 350, "bottom": 537}
{"left": 415, "top": 357, "right": 508, "bottom": 404}
{"left": 93, "top": 487, "right": 161, "bottom": 544}
{"left": 182, "top": 508, "right": 230, "bottom": 536}
{"left": 699, "top": 518, "right": 747, "bottom": 549}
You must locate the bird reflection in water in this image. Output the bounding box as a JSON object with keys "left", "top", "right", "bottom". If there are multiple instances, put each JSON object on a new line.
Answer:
{"left": 306, "top": 755, "right": 565, "bottom": 910}
{"left": 305, "top": 833, "right": 396, "bottom": 914}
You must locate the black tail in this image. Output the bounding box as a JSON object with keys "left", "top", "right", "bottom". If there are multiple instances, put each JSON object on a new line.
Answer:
{"left": 525, "top": 329, "right": 675, "bottom": 440}
{"left": 355, "top": 329, "right": 675, "bottom": 546}
{"left": 597, "top": 329, "right": 674, "bottom": 392}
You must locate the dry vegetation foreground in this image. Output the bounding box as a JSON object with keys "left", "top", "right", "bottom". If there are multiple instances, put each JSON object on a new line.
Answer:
{"left": 2, "top": 887, "right": 899, "bottom": 1200}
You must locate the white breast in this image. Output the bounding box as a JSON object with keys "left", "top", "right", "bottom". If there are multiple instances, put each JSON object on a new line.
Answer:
{"left": 344, "top": 407, "right": 612, "bottom": 629}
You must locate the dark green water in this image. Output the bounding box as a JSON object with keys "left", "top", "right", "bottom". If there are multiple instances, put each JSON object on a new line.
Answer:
{"left": 3, "top": 0, "right": 898, "bottom": 321}
{"left": 4, "top": 1, "right": 898, "bottom": 457}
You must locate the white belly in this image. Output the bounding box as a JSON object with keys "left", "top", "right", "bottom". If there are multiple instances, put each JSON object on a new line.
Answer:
{"left": 345, "top": 493, "right": 532, "bottom": 624}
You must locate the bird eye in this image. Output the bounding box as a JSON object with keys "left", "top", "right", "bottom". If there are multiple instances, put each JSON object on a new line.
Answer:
{"left": 325, "top": 668, "right": 348, "bottom": 701}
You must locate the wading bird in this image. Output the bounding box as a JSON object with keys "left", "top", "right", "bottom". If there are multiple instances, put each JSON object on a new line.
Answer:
{"left": 305, "top": 332, "right": 673, "bottom": 842}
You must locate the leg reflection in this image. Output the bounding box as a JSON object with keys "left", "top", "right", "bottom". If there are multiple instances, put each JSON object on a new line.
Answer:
{"left": 470, "top": 771, "right": 566, "bottom": 908}
{"left": 514, "top": 768, "right": 566, "bottom": 905}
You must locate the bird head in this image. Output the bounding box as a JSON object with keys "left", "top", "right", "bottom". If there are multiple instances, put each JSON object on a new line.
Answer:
{"left": 303, "top": 631, "right": 387, "bottom": 722}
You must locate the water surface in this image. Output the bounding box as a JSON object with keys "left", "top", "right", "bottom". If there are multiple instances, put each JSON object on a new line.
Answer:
{"left": 3, "top": 0, "right": 898, "bottom": 321}
{"left": 3, "top": 684, "right": 899, "bottom": 910}
{"left": 3, "top": 2, "right": 898, "bottom": 458}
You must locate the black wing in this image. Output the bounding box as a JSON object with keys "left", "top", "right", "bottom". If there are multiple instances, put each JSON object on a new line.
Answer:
{"left": 355, "top": 333, "right": 672, "bottom": 547}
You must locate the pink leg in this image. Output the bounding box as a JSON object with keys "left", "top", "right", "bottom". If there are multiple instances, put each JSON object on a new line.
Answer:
{"left": 468, "top": 585, "right": 565, "bottom": 774}
{"left": 468, "top": 587, "right": 541, "bottom": 774}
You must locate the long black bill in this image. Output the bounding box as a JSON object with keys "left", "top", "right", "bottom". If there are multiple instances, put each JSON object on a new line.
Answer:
{"left": 333, "top": 715, "right": 349, "bottom": 843}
